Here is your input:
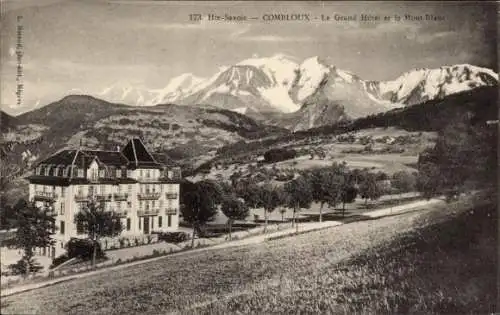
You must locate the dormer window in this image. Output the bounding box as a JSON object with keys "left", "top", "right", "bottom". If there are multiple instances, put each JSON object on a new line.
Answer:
{"left": 99, "top": 169, "right": 105, "bottom": 178}
{"left": 36, "top": 166, "right": 42, "bottom": 175}
{"left": 44, "top": 166, "right": 50, "bottom": 176}
{"left": 63, "top": 167, "right": 69, "bottom": 177}
{"left": 77, "top": 168, "right": 84, "bottom": 178}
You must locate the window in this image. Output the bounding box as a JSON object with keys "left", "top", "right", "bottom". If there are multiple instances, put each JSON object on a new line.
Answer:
{"left": 126, "top": 218, "right": 131, "bottom": 231}
{"left": 151, "top": 217, "right": 154, "bottom": 229}
{"left": 44, "top": 167, "right": 50, "bottom": 176}
{"left": 127, "top": 201, "right": 132, "bottom": 208}
{"left": 128, "top": 185, "right": 132, "bottom": 193}
{"left": 60, "top": 202, "right": 64, "bottom": 215}
{"left": 77, "top": 168, "right": 84, "bottom": 178}
{"left": 60, "top": 221, "right": 65, "bottom": 235}
{"left": 99, "top": 169, "right": 105, "bottom": 178}
{"left": 152, "top": 201, "right": 155, "bottom": 208}
{"left": 140, "top": 170, "right": 143, "bottom": 178}
{"left": 117, "top": 169, "right": 122, "bottom": 178}
{"left": 61, "top": 187, "right": 66, "bottom": 198}
{"left": 158, "top": 216, "right": 162, "bottom": 228}
{"left": 160, "top": 200, "right": 164, "bottom": 209}
{"left": 36, "top": 166, "right": 42, "bottom": 175}
{"left": 138, "top": 218, "right": 141, "bottom": 230}
{"left": 167, "top": 215, "right": 172, "bottom": 227}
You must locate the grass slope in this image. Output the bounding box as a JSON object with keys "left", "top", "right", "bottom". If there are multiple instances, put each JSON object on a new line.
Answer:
{"left": 2, "top": 196, "right": 494, "bottom": 314}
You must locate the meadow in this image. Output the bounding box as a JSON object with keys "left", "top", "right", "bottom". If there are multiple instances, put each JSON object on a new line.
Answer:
{"left": 3, "top": 195, "right": 493, "bottom": 315}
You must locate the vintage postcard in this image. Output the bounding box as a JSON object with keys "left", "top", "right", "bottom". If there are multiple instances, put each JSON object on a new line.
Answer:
{"left": 0, "top": 1, "right": 498, "bottom": 314}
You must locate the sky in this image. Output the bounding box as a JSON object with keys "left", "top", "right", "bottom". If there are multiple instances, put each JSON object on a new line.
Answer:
{"left": 1, "top": 0, "right": 497, "bottom": 115}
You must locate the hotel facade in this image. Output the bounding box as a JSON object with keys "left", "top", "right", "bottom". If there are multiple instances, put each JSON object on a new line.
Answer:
{"left": 27, "top": 138, "right": 182, "bottom": 258}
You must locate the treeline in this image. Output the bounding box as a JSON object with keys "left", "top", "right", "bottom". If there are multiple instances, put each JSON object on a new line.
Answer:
{"left": 263, "top": 148, "right": 297, "bottom": 163}
{"left": 180, "top": 163, "right": 419, "bottom": 241}
{"left": 298, "top": 86, "right": 497, "bottom": 137}
{"left": 417, "top": 110, "right": 498, "bottom": 199}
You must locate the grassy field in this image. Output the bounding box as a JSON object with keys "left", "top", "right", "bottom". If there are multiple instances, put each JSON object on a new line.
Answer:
{"left": 3, "top": 195, "right": 494, "bottom": 315}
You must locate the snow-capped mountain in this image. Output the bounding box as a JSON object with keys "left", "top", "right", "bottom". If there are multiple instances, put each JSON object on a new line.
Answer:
{"left": 173, "top": 54, "right": 300, "bottom": 113}
{"left": 289, "top": 56, "right": 399, "bottom": 120}
{"left": 98, "top": 82, "right": 160, "bottom": 106}
{"left": 94, "top": 55, "right": 497, "bottom": 131}
{"left": 149, "top": 73, "right": 205, "bottom": 105}
{"left": 364, "top": 64, "right": 499, "bottom": 106}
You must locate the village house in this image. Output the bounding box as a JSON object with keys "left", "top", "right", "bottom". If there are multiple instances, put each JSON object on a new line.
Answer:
{"left": 27, "top": 138, "right": 182, "bottom": 258}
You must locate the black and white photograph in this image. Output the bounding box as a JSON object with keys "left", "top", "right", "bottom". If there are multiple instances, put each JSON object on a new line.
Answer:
{"left": 0, "top": 1, "right": 498, "bottom": 314}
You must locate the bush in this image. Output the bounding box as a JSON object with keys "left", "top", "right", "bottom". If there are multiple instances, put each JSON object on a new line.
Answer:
{"left": 9, "top": 257, "right": 43, "bottom": 275}
{"left": 155, "top": 231, "right": 190, "bottom": 243}
{"left": 263, "top": 148, "right": 297, "bottom": 163}
{"left": 66, "top": 238, "right": 105, "bottom": 260}
{"left": 49, "top": 254, "right": 70, "bottom": 269}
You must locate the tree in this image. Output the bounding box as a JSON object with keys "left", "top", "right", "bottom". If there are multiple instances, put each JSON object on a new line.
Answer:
{"left": 359, "top": 173, "right": 383, "bottom": 206}
{"left": 74, "top": 199, "right": 123, "bottom": 267}
{"left": 221, "top": 196, "right": 249, "bottom": 240}
{"left": 235, "top": 181, "right": 263, "bottom": 210}
{"left": 417, "top": 115, "right": 497, "bottom": 200}
{"left": 276, "top": 187, "right": 289, "bottom": 222}
{"left": 260, "top": 183, "right": 281, "bottom": 232}
{"left": 10, "top": 200, "right": 56, "bottom": 276}
{"left": 340, "top": 185, "right": 358, "bottom": 217}
{"left": 0, "top": 196, "right": 15, "bottom": 230}
{"left": 307, "top": 168, "right": 343, "bottom": 222}
{"left": 284, "top": 176, "right": 313, "bottom": 232}
{"left": 181, "top": 180, "right": 220, "bottom": 247}
{"left": 392, "top": 171, "right": 417, "bottom": 196}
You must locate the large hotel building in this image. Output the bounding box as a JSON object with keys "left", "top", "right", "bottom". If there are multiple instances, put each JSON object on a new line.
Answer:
{"left": 27, "top": 138, "right": 181, "bottom": 258}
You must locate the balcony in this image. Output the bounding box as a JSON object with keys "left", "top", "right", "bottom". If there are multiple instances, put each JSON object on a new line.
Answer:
{"left": 114, "top": 209, "right": 128, "bottom": 217}
{"left": 96, "top": 194, "right": 113, "bottom": 202}
{"left": 34, "top": 191, "right": 58, "bottom": 202}
{"left": 165, "top": 207, "right": 177, "bottom": 215}
{"left": 113, "top": 193, "right": 129, "bottom": 201}
{"left": 165, "top": 193, "right": 178, "bottom": 199}
{"left": 137, "top": 177, "right": 160, "bottom": 183}
{"left": 74, "top": 194, "right": 88, "bottom": 202}
{"left": 137, "top": 208, "right": 160, "bottom": 216}
{"left": 137, "top": 192, "right": 161, "bottom": 200}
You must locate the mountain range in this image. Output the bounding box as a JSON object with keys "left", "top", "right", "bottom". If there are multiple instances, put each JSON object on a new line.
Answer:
{"left": 90, "top": 54, "right": 498, "bottom": 130}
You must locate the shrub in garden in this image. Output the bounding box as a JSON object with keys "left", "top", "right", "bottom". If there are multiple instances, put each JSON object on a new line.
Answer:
{"left": 66, "top": 238, "right": 105, "bottom": 260}
{"left": 49, "top": 254, "right": 70, "bottom": 269}
{"left": 156, "top": 231, "right": 190, "bottom": 243}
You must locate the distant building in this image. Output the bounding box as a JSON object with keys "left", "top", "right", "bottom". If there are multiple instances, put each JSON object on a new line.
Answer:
{"left": 27, "top": 138, "right": 182, "bottom": 258}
